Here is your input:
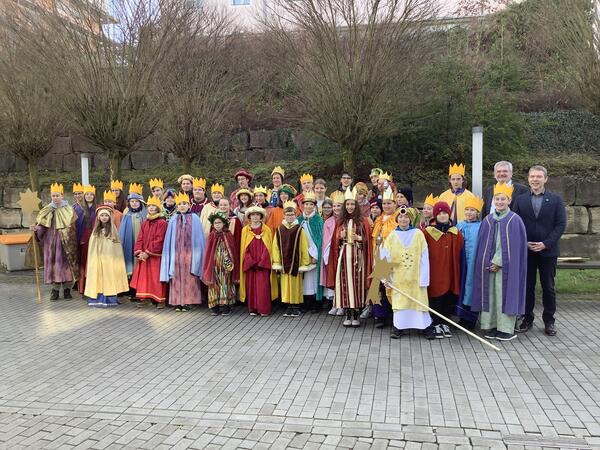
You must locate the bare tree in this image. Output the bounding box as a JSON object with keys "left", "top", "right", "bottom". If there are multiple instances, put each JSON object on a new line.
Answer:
{"left": 541, "top": 0, "right": 600, "bottom": 115}
{"left": 0, "top": 6, "right": 63, "bottom": 191}
{"left": 259, "top": 0, "right": 440, "bottom": 172}
{"left": 159, "top": 7, "right": 243, "bottom": 172}
{"left": 15, "top": 0, "right": 202, "bottom": 179}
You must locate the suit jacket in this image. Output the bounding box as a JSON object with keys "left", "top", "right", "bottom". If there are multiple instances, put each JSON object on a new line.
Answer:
{"left": 482, "top": 181, "right": 529, "bottom": 217}
{"left": 512, "top": 190, "right": 566, "bottom": 258}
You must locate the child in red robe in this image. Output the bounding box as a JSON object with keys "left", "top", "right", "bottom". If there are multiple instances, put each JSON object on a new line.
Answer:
{"left": 130, "top": 196, "right": 168, "bottom": 308}
{"left": 239, "top": 206, "right": 278, "bottom": 316}
{"left": 423, "top": 201, "right": 464, "bottom": 339}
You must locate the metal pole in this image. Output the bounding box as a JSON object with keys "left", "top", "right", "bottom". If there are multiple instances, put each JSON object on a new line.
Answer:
{"left": 472, "top": 126, "right": 483, "bottom": 197}
{"left": 80, "top": 153, "right": 90, "bottom": 186}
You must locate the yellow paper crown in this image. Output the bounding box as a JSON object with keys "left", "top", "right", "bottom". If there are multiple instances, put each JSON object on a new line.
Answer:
{"left": 493, "top": 182, "right": 514, "bottom": 199}
{"left": 344, "top": 186, "right": 358, "bottom": 201}
{"left": 192, "top": 177, "right": 206, "bottom": 189}
{"left": 300, "top": 173, "right": 313, "bottom": 184}
{"left": 271, "top": 166, "right": 285, "bottom": 177}
{"left": 211, "top": 183, "right": 224, "bottom": 195}
{"left": 382, "top": 187, "right": 395, "bottom": 201}
{"left": 424, "top": 193, "right": 437, "bottom": 207}
{"left": 103, "top": 190, "right": 116, "bottom": 203}
{"left": 302, "top": 190, "right": 317, "bottom": 203}
{"left": 330, "top": 190, "right": 344, "bottom": 204}
{"left": 379, "top": 172, "right": 393, "bottom": 182}
{"left": 110, "top": 179, "right": 124, "bottom": 191}
{"left": 149, "top": 178, "right": 163, "bottom": 189}
{"left": 448, "top": 163, "right": 465, "bottom": 177}
{"left": 253, "top": 185, "right": 268, "bottom": 196}
{"left": 283, "top": 200, "right": 297, "bottom": 211}
{"left": 129, "top": 183, "right": 143, "bottom": 196}
{"left": 146, "top": 196, "right": 162, "bottom": 210}
{"left": 83, "top": 185, "right": 96, "bottom": 195}
{"left": 50, "top": 183, "right": 64, "bottom": 194}
{"left": 72, "top": 183, "right": 83, "bottom": 193}
{"left": 174, "top": 192, "right": 190, "bottom": 205}
{"left": 464, "top": 196, "right": 484, "bottom": 212}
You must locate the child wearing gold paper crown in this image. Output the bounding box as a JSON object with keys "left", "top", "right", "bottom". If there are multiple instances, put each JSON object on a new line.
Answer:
{"left": 74, "top": 185, "right": 97, "bottom": 295}
{"left": 130, "top": 196, "right": 168, "bottom": 308}
{"left": 438, "top": 163, "right": 477, "bottom": 224}
{"left": 110, "top": 179, "right": 127, "bottom": 213}
{"left": 32, "top": 183, "right": 79, "bottom": 301}
{"left": 419, "top": 194, "right": 437, "bottom": 230}
{"left": 118, "top": 183, "right": 147, "bottom": 286}
{"left": 160, "top": 192, "right": 205, "bottom": 311}
{"left": 85, "top": 205, "right": 129, "bottom": 308}
{"left": 455, "top": 196, "right": 484, "bottom": 329}
{"left": 102, "top": 190, "right": 123, "bottom": 229}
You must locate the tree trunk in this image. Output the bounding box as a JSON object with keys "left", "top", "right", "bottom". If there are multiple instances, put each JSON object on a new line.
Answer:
{"left": 342, "top": 146, "right": 355, "bottom": 175}
{"left": 28, "top": 158, "right": 40, "bottom": 192}
{"left": 109, "top": 153, "right": 122, "bottom": 181}
{"left": 182, "top": 155, "right": 192, "bottom": 174}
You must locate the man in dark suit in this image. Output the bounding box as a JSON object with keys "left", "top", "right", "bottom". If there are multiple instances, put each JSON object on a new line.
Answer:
{"left": 482, "top": 161, "right": 529, "bottom": 217}
{"left": 512, "top": 165, "right": 566, "bottom": 336}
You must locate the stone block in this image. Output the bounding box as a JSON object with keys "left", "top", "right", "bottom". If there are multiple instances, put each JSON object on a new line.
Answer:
{"left": 14, "top": 156, "right": 27, "bottom": 171}
{"left": 38, "top": 153, "right": 64, "bottom": 171}
{"left": 249, "top": 130, "right": 273, "bottom": 149}
{"left": 0, "top": 153, "right": 15, "bottom": 172}
{"left": 0, "top": 208, "right": 22, "bottom": 228}
{"left": 51, "top": 136, "right": 73, "bottom": 154}
{"left": 576, "top": 179, "right": 600, "bottom": 206}
{"left": 71, "top": 135, "right": 103, "bottom": 153}
{"left": 63, "top": 153, "right": 81, "bottom": 171}
{"left": 130, "top": 151, "right": 163, "bottom": 170}
{"left": 565, "top": 206, "right": 590, "bottom": 234}
{"left": 230, "top": 131, "right": 250, "bottom": 151}
{"left": 546, "top": 177, "right": 576, "bottom": 206}
{"left": 559, "top": 234, "right": 600, "bottom": 259}
{"left": 590, "top": 208, "right": 600, "bottom": 234}
{"left": 3, "top": 188, "right": 24, "bottom": 208}
{"left": 93, "top": 153, "right": 108, "bottom": 170}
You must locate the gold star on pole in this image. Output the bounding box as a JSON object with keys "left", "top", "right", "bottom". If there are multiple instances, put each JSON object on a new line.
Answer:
{"left": 17, "top": 188, "right": 42, "bottom": 216}
{"left": 366, "top": 253, "right": 394, "bottom": 305}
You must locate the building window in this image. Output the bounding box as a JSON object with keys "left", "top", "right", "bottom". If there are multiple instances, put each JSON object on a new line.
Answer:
{"left": 232, "top": 0, "right": 250, "bottom": 5}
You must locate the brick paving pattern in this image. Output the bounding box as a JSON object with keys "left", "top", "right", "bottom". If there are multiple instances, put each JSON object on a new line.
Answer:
{"left": 0, "top": 272, "right": 598, "bottom": 449}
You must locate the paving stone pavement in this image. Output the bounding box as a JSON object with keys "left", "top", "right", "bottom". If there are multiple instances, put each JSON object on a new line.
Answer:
{"left": 0, "top": 273, "right": 599, "bottom": 449}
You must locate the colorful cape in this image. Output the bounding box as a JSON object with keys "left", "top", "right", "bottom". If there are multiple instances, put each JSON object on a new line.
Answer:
{"left": 297, "top": 212, "right": 324, "bottom": 300}
{"left": 160, "top": 213, "right": 205, "bottom": 282}
{"left": 239, "top": 224, "right": 278, "bottom": 301}
{"left": 203, "top": 229, "right": 239, "bottom": 285}
{"left": 84, "top": 225, "right": 129, "bottom": 298}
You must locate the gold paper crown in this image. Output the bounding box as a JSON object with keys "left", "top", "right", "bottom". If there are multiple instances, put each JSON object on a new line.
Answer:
{"left": 149, "top": 178, "right": 163, "bottom": 189}
{"left": 103, "top": 190, "right": 116, "bottom": 203}
{"left": 83, "top": 185, "right": 96, "bottom": 195}
{"left": 50, "top": 183, "right": 64, "bottom": 194}
{"left": 271, "top": 166, "right": 285, "bottom": 177}
{"left": 300, "top": 173, "right": 313, "bottom": 184}
{"left": 236, "top": 188, "right": 252, "bottom": 199}
{"left": 211, "top": 183, "right": 225, "bottom": 195}
{"left": 129, "top": 183, "right": 143, "bottom": 196}
{"left": 192, "top": 177, "right": 206, "bottom": 189}
{"left": 146, "top": 196, "right": 162, "bottom": 210}
{"left": 465, "top": 196, "right": 484, "bottom": 212}
{"left": 302, "top": 190, "right": 317, "bottom": 203}
{"left": 382, "top": 187, "right": 395, "bottom": 201}
{"left": 329, "top": 190, "right": 344, "bottom": 204}
{"left": 343, "top": 186, "right": 358, "bottom": 201}
{"left": 424, "top": 193, "right": 437, "bottom": 207}
{"left": 110, "top": 179, "right": 124, "bottom": 191}
{"left": 493, "top": 182, "right": 514, "bottom": 199}
{"left": 283, "top": 200, "right": 297, "bottom": 211}
{"left": 72, "top": 183, "right": 83, "bottom": 193}
{"left": 448, "top": 163, "right": 465, "bottom": 177}
{"left": 379, "top": 172, "right": 393, "bottom": 182}
{"left": 174, "top": 192, "right": 190, "bottom": 205}
{"left": 253, "top": 185, "right": 268, "bottom": 196}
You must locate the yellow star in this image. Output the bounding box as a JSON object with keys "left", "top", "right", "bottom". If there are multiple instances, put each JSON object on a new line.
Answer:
{"left": 366, "top": 253, "right": 394, "bottom": 305}
{"left": 17, "top": 189, "right": 42, "bottom": 216}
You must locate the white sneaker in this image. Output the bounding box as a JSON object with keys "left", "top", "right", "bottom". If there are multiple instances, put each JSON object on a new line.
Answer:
{"left": 359, "top": 305, "right": 372, "bottom": 319}
{"left": 441, "top": 324, "right": 452, "bottom": 338}
{"left": 336, "top": 308, "right": 345, "bottom": 316}
{"left": 328, "top": 307, "right": 337, "bottom": 316}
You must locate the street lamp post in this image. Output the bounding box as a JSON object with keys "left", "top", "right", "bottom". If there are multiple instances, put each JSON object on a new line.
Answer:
{"left": 472, "top": 126, "right": 483, "bottom": 197}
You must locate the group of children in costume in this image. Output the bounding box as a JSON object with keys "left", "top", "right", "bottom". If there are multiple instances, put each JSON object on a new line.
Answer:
{"left": 33, "top": 163, "right": 527, "bottom": 341}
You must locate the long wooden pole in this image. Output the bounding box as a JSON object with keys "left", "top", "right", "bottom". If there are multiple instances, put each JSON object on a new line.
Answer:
{"left": 31, "top": 230, "right": 42, "bottom": 304}
{"left": 383, "top": 280, "right": 501, "bottom": 352}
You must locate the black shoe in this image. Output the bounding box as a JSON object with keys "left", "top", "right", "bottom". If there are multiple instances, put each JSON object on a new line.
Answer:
{"left": 290, "top": 308, "right": 300, "bottom": 317}
{"left": 221, "top": 305, "right": 231, "bottom": 316}
{"left": 390, "top": 327, "right": 404, "bottom": 339}
{"left": 544, "top": 323, "right": 557, "bottom": 336}
{"left": 63, "top": 288, "right": 72, "bottom": 300}
{"left": 516, "top": 320, "right": 532, "bottom": 333}
{"left": 374, "top": 317, "right": 386, "bottom": 329}
{"left": 484, "top": 329, "right": 498, "bottom": 339}
{"left": 210, "top": 307, "right": 220, "bottom": 316}
{"left": 496, "top": 331, "right": 517, "bottom": 341}
{"left": 50, "top": 289, "right": 60, "bottom": 301}
{"left": 283, "top": 307, "right": 292, "bottom": 317}
{"left": 424, "top": 326, "right": 437, "bottom": 340}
